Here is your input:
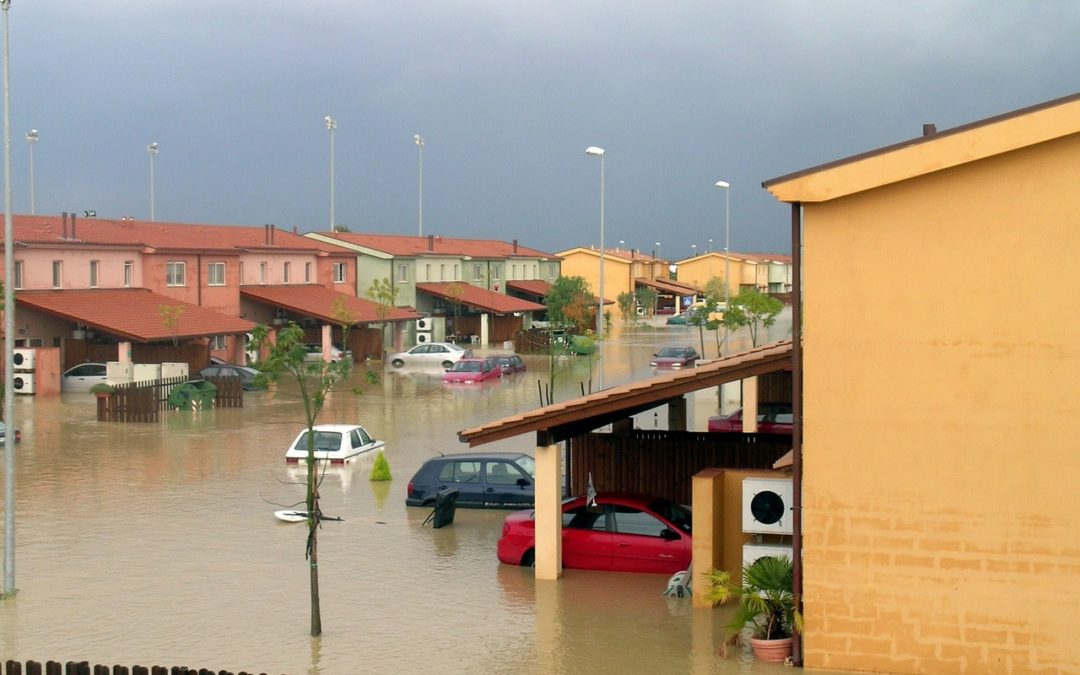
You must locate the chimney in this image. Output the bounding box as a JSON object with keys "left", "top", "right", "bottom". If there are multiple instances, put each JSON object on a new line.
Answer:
{"left": 427, "top": 234, "right": 435, "bottom": 252}
{"left": 264, "top": 224, "right": 270, "bottom": 245}
{"left": 512, "top": 239, "right": 518, "bottom": 254}
{"left": 71, "top": 212, "right": 77, "bottom": 239}
{"left": 62, "top": 212, "right": 68, "bottom": 239}
{"left": 292, "top": 225, "right": 298, "bottom": 234}
{"left": 922, "top": 123, "right": 937, "bottom": 136}
{"left": 270, "top": 224, "right": 275, "bottom": 245}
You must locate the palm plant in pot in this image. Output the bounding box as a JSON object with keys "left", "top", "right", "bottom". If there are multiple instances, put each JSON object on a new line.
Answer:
{"left": 703, "top": 555, "right": 802, "bottom": 663}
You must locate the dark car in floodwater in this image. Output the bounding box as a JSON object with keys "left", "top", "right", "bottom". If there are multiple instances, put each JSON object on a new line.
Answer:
{"left": 406, "top": 452, "right": 535, "bottom": 509}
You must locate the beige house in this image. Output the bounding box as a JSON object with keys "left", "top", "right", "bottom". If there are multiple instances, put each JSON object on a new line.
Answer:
{"left": 676, "top": 251, "right": 793, "bottom": 301}
{"left": 766, "top": 92, "right": 1080, "bottom": 671}
{"left": 556, "top": 246, "right": 669, "bottom": 308}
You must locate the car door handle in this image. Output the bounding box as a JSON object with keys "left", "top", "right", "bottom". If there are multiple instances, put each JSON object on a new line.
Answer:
{"left": 659, "top": 554, "right": 674, "bottom": 559}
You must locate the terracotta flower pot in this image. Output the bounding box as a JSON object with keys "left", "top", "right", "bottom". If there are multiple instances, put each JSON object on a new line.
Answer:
{"left": 749, "top": 636, "right": 793, "bottom": 663}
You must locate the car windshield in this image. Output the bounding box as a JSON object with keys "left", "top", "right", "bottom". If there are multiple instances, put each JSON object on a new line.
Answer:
{"left": 293, "top": 431, "right": 342, "bottom": 452}
{"left": 452, "top": 361, "right": 482, "bottom": 372}
{"left": 648, "top": 497, "right": 693, "bottom": 534}
{"left": 656, "top": 348, "right": 687, "bottom": 357}
{"left": 514, "top": 455, "right": 536, "bottom": 477}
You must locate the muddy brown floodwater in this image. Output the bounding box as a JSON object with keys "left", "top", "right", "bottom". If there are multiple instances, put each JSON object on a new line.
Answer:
{"left": 1, "top": 315, "right": 838, "bottom": 674}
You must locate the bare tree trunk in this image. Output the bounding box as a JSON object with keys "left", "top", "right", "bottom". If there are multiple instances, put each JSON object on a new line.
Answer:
{"left": 309, "top": 533, "right": 321, "bottom": 636}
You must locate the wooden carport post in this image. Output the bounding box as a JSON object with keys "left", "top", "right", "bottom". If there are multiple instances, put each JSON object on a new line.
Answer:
{"left": 534, "top": 431, "right": 563, "bottom": 580}
{"left": 691, "top": 468, "right": 725, "bottom": 607}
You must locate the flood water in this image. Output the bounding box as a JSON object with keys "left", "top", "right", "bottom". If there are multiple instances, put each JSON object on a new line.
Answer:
{"left": 0, "top": 314, "right": 820, "bottom": 675}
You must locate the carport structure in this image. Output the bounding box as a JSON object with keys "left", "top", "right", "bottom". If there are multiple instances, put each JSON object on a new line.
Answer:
{"left": 458, "top": 340, "right": 793, "bottom": 585}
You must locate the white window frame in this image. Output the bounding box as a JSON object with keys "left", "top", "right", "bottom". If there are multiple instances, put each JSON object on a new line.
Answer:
{"left": 333, "top": 262, "right": 346, "bottom": 283}
{"left": 473, "top": 264, "right": 483, "bottom": 282}
{"left": 13, "top": 260, "right": 23, "bottom": 289}
{"left": 166, "top": 261, "right": 186, "bottom": 287}
{"left": 492, "top": 264, "right": 502, "bottom": 280}
{"left": 52, "top": 260, "right": 62, "bottom": 288}
{"left": 208, "top": 262, "right": 226, "bottom": 286}
{"left": 124, "top": 260, "right": 134, "bottom": 287}
{"left": 283, "top": 261, "right": 291, "bottom": 284}
{"left": 305, "top": 262, "right": 313, "bottom": 283}
{"left": 397, "top": 264, "right": 408, "bottom": 283}
{"left": 89, "top": 260, "right": 99, "bottom": 288}
{"left": 259, "top": 262, "right": 268, "bottom": 284}
{"left": 209, "top": 335, "right": 227, "bottom": 350}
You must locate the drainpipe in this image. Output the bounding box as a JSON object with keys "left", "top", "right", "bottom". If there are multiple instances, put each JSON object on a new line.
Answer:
{"left": 791, "top": 201, "right": 804, "bottom": 666}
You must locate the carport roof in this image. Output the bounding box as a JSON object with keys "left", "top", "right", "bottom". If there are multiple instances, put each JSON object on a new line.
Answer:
{"left": 240, "top": 284, "right": 422, "bottom": 323}
{"left": 16, "top": 288, "right": 256, "bottom": 342}
{"left": 635, "top": 277, "right": 701, "bottom": 295}
{"left": 458, "top": 340, "right": 793, "bottom": 446}
{"left": 417, "top": 282, "right": 546, "bottom": 315}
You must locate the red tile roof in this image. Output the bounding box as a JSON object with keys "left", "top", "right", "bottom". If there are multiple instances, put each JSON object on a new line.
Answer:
{"left": 16, "top": 289, "right": 255, "bottom": 342}
{"left": 458, "top": 340, "right": 794, "bottom": 446}
{"left": 506, "top": 280, "right": 553, "bottom": 297}
{"left": 312, "top": 232, "right": 558, "bottom": 259}
{"left": 7, "top": 215, "right": 347, "bottom": 255}
{"left": 417, "top": 283, "right": 547, "bottom": 315}
{"left": 240, "top": 285, "right": 422, "bottom": 324}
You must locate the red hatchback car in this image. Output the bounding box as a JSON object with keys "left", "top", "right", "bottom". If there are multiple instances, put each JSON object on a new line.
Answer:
{"left": 442, "top": 357, "right": 502, "bottom": 383}
{"left": 497, "top": 492, "right": 692, "bottom": 575}
{"left": 707, "top": 402, "right": 793, "bottom": 434}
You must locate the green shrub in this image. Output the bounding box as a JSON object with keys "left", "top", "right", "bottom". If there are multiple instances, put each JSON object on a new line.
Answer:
{"left": 369, "top": 451, "right": 392, "bottom": 482}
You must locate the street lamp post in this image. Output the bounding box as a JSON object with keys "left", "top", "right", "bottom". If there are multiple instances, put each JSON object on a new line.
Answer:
{"left": 585, "top": 146, "right": 605, "bottom": 390}
{"left": 325, "top": 115, "right": 336, "bottom": 230}
{"left": 147, "top": 142, "right": 158, "bottom": 221}
{"left": 24, "top": 128, "right": 36, "bottom": 214}
{"left": 414, "top": 134, "right": 424, "bottom": 236}
{"left": 716, "top": 180, "right": 731, "bottom": 355}
{"left": 3, "top": 0, "right": 16, "bottom": 596}
{"left": 655, "top": 241, "right": 661, "bottom": 260}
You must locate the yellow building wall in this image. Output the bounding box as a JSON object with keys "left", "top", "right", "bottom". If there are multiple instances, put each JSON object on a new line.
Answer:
{"left": 676, "top": 254, "right": 738, "bottom": 298}
{"left": 801, "top": 133, "right": 1080, "bottom": 672}
{"left": 557, "top": 250, "right": 634, "bottom": 303}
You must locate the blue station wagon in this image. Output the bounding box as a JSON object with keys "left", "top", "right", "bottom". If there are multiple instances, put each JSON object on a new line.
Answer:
{"left": 406, "top": 452, "right": 535, "bottom": 509}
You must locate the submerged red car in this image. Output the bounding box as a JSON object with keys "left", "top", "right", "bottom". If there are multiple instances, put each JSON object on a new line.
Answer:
{"left": 442, "top": 357, "right": 502, "bottom": 383}
{"left": 707, "top": 402, "right": 793, "bottom": 434}
{"left": 497, "top": 492, "right": 692, "bottom": 575}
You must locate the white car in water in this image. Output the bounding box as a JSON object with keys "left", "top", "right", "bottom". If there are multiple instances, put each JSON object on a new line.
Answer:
{"left": 284, "top": 424, "right": 385, "bottom": 463}
{"left": 387, "top": 342, "right": 472, "bottom": 369}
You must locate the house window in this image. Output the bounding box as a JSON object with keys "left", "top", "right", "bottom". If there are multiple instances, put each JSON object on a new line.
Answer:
{"left": 14, "top": 260, "right": 23, "bottom": 289}
{"left": 89, "top": 260, "right": 99, "bottom": 288}
{"left": 454, "top": 264, "right": 459, "bottom": 280}
{"left": 124, "top": 260, "right": 134, "bottom": 287}
{"left": 333, "top": 262, "right": 346, "bottom": 283}
{"left": 209, "top": 335, "right": 227, "bottom": 351}
{"left": 548, "top": 264, "right": 557, "bottom": 280}
{"left": 305, "top": 262, "right": 312, "bottom": 283}
{"left": 533, "top": 264, "right": 538, "bottom": 279}
{"left": 440, "top": 264, "right": 446, "bottom": 281}
{"left": 283, "top": 262, "right": 291, "bottom": 284}
{"left": 492, "top": 264, "right": 502, "bottom": 280}
{"left": 166, "top": 261, "right": 186, "bottom": 287}
{"left": 259, "top": 262, "right": 268, "bottom": 284}
{"left": 238, "top": 262, "right": 245, "bottom": 284}
{"left": 425, "top": 264, "right": 431, "bottom": 281}
{"left": 52, "top": 260, "right": 62, "bottom": 288}
{"left": 397, "top": 264, "right": 408, "bottom": 282}
{"left": 473, "top": 264, "right": 483, "bottom": 282}
{"left": 511, "top": 264, "right": 517, "bottom": 279}
{"left": 208, "top": 262, "right": 226, "bottom": 286}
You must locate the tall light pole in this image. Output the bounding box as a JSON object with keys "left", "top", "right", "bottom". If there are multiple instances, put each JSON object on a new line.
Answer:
{"left": 655, "top": 241, "right": 661, "bottom": 260}
{"left": 147, "top": 142, "right": 158, "bottom": 221}
{"left": 414, "top": 134, "right": 424, "bottom": 236}
{"left": 716, "top": 180, "right": 731, "bottom": 355}
{"left": 325, "top": 115, "right": 336, "bottom": 230}
{"left": 24, "top": 128, "right": 36, "bottom": 214}
{"left": 585, "top": 146, "right": 605, "bottom": 389}
{"left": 3, "top": 0, "right": 16, "bottom": 596}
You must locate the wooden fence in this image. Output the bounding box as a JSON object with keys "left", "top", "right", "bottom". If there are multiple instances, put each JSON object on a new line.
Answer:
{"left": 96, "top": 375, "right": 244, "bottom": 423}
{"left": 2, "top": 660, "right": 282, "bottom": 675}
{"left": 569, "top": 429, "right": 792, "bottom": 505}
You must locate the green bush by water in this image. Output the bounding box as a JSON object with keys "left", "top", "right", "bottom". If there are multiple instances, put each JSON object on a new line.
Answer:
{"left": 370, "top": 451, "right": 392, "bottom": 481}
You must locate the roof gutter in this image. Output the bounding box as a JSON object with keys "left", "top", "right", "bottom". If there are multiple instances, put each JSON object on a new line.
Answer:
{"left": 790, "top": 201, "right": 804, "bottom": 666}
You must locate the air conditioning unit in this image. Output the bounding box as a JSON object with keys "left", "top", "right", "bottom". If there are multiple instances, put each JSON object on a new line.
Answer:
{"left": 416, "top": 332, "right": 433, "bottom": 344}
{"left": 13, "top": 348, "right": 37, "bottom": 370}
{"left": 13, "top": 372, "right": 36, "bottom": 395}
{"left": 742, "top": 477, "right": 794, "bottom": 535}
{"left": 416, "top": 317, "right": 433, "bottom": 331}
{"left": 743, "top": 543, "right": 793, "bottom": 570}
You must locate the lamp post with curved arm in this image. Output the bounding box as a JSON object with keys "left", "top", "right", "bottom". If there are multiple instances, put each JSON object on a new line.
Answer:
{"left": 586, "top": 146, "right": 605, "bottom": 389}
{"left": 716, "top": 180, "right": 731, "bottom": 355}
{"left": 25, "top": 128, "right": 37, "bottom": 214}
{"left": 147, "top": 142, "right": 159, "bottom": 221}
{"left": 325, "top": 115, "right": 336, "bottom": 230}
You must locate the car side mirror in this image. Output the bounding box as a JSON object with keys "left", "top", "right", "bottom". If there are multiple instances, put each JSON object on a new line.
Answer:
{"left": 516, "top": 477, "right": 530, "bottom": 488}
{"left": 660, "top": 528, "right": 681, "bottom": 541}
